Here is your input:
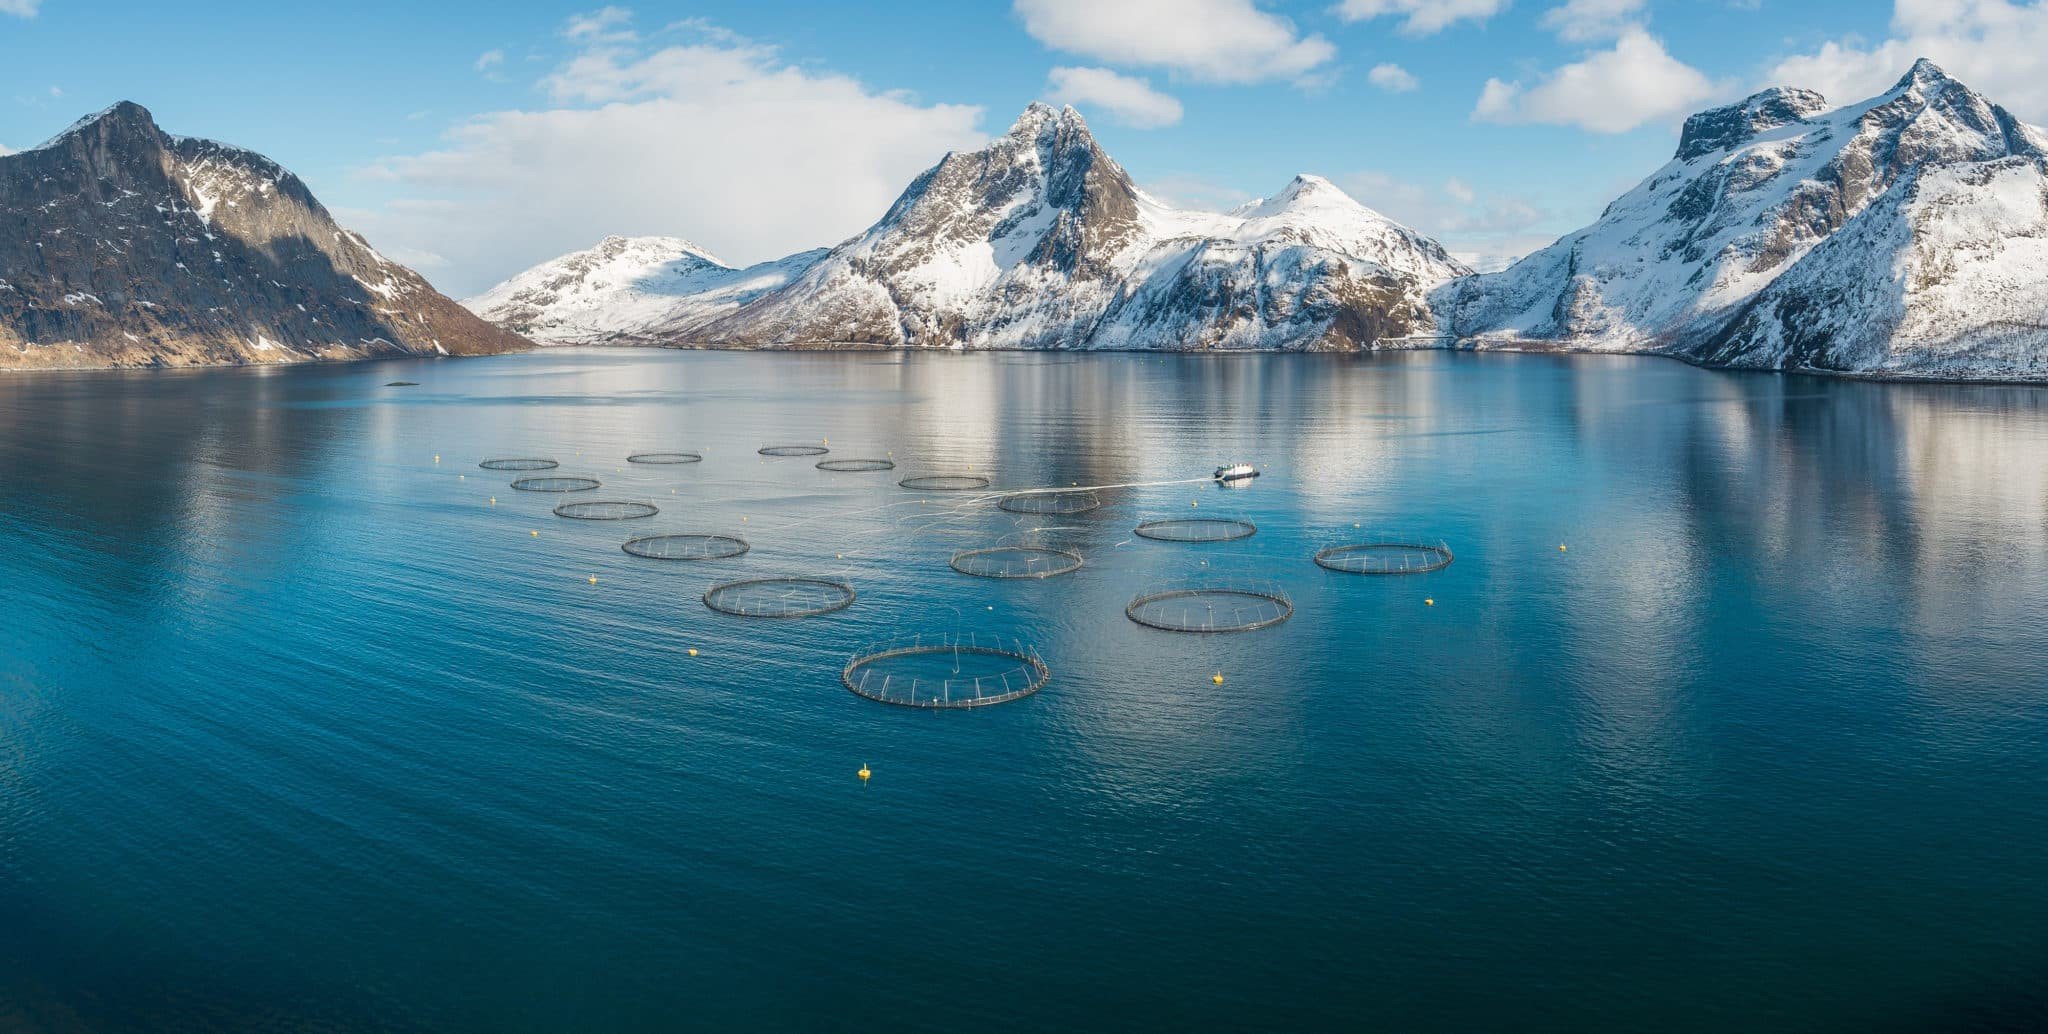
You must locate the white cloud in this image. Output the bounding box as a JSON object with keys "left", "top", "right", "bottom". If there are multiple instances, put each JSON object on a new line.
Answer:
{"left": 564, "top": 6, "right": 635, "bottom": 43}
{"left": 1539, "top": 0, "right": 1646, "bottom": 41}
{"left": 1140, "top": 174, "right": 1254, "bottom": 211}
{"left": 1043, "top": 67, "right": 1183, "bottom": 128}
{"left": 1013, "top": 0, "right": 1335, "bottom": 84}
{"left": 352, "top": 16, "right": 986, "bottom": 297}
{"left": 474, "top": 49, "right": 505, "bottom": 73}
{"left": 0, "top": 0, "right": 39, "bottom": 18}
{"left": 1473, "top": 27, "right": 1719, "bottom": 132}
{"left": 1331, "top": 0, "right": 1509, "bottom": 35}
{"left": 1765, "top": 0, "right": 2048, "bottom": 121}
{"left": 1338, "top": 169, "right": 1555, "bottom": 267}
{"left": 1367, "top": 63, "right": 1421, "bottom": 92}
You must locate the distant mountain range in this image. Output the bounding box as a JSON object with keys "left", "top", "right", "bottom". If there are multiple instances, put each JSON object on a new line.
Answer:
{"left": 476, "top": 61, "right": 2048, "bottom": 381}
{"left": 473, "top": 103, "right": 1469, "bottom": 352}
{"left": 0, "top": 102, "right": 524, "bottom": 370}
{"left": 7, "top": 61, "right": 2046, "bottom": 382}
{"left": 1434, "top": 60, "right": 2048, "bottom": 381}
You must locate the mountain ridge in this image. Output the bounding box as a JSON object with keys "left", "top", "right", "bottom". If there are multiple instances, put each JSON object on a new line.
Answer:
{"left": 477, "top": 103, "right": 1469, "bottom": 352}
{"left": 1, "top": 101, "right": 527, "bottom": 370}
{"left": 1431, "top": 59, "right": 2048, "bottom": 380}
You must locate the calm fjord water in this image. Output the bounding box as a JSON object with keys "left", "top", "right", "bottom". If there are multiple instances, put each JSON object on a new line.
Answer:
{"left": 2, "top": 349, "right": 2045, "bottom": 1031}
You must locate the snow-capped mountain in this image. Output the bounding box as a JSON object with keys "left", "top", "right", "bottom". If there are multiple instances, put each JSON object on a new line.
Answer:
{"left": 480, "top": 104, "right": 1467, "bottom": 351}
{"left": 464, "top": 235, "right": 824, "bottom": 345}
{"left": 1434, "top": 60, "right": 2048, "bottom": 380}
{"left": 0, "top": 102, "right": 526, "bottom": 370}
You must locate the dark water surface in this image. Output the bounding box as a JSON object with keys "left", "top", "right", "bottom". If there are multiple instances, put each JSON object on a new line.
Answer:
{"left": 2, "top": 349, "right": 2045, "bottom": 1031}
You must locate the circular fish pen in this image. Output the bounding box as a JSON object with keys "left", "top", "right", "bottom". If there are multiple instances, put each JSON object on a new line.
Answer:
{"left": 622, "top": 533, "right": 749, "bottom": 561}
{"left": 1314, "top": 541, "right": 1454, "bottom": 575}
{"left": 1125, "top": 586, "right": 1293, "bottom": 633}
{"left": 510, "top": 475, "right": 601, "bottom": 493}
{"left": 759, "top": 445, "right": 829, "bottom": 457}
{"left": 899, "top": 474, "right": 992, "bottom": 492}
{"left": 703, "top": 577, "right": 856, "bottom": 618}
{"left": 1133, "top": 517, "right": 1257, "bottom": 543}
{"left": 998, "top": 490, "right": 1101, "bottom": 515}
{"left": 480, "top": 458, "right": 558, "bottom": 471}
{"left": 950, "top": 545, "right": 1083, "bottom": 580}
{"left": 816, "top": 458, "right": 896, "bottom": 472}
{"left": 553, "top": 500, "right": 659, "bottom": 521}
{"left": 842, "top": 633, "right": 1050, "bottom": 709}
{"left": 626, "top": 452, "right": 702, "bottom": 465}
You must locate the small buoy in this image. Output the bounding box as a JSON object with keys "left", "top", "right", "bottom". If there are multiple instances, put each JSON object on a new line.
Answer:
{"left": 433, "top": 455, "right": 440, "bottom": 463}
{"left": 588, "top": 575, "right": 598, "bottom": 584}
{"left": 742, "top": 516, "right": 748, "bottom": 522}
{"left": 1425, "top": 598, "right": 1435, "bottom": 606}
{"left": 1212, "top": 672, "right": 1225, "bottom": 684}
{"left": 687, "top": 648, "right": 698, "bottom": 657}
{"left": 490, "top": 497, "right": 496, "bottom": 505}
{"left": 1191, "top": 500, "right": 1199, "bottom": 508}
{"left": 986, "top": 605, "right": 993, "bottom": 610}
{"left": 858, "top": 763, "right": 870, "bottom": 782}
{"left": 1559, "top": 543, "right": 1568, "bottom": 552}
{"left": 459, "top": 475, "right": 464, "bottom": 480}
{"left": 530, "top": 530, "right": 539, "bottom": 537}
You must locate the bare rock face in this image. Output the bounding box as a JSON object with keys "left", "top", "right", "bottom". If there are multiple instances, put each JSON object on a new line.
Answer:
{"left": 1435, "top": 60, "right": 2048, "bottom": 380}
{"left": 483, "top": 104, "right": 1468, "bottom": 352}
{"left": 0, "top": 101, "right": 527, "bottom": 370}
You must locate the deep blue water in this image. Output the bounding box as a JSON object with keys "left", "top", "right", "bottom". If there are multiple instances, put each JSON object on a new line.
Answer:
{"left": 2, "top": 348, "right": 2045, "bottom": 1031}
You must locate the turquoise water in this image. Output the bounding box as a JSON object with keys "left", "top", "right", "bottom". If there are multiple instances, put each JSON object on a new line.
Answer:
{"left": 2, "top": 348, "right": 2045, "bottom": 1031}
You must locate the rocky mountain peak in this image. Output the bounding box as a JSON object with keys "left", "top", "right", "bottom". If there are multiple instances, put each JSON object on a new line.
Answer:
{"left": 1894, "top": 57, "right": 1956, "bottom": 93}
{"left": 1675, "top": 87, "right": 1829, "bottom": 161}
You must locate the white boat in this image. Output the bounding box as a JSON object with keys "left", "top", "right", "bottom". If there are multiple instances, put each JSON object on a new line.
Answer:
{"left": 1214, "top": 463, "right": 1259, "bottom": 482}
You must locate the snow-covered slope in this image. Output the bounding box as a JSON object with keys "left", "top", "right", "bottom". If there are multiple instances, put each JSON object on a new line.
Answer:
{"left": 1434, "top": 60, "right": 2048, "bottom": 379}
{"left": 693, "top": 105, "right": 1467, "bottom": 350}
{"left": 476, "top": 104, "right": 1467, "bottom": 352}
{"left": 0, "top": 101, "right": 526, "bottom": 370}
{"left": 464, "top": 235, "right": 823, "bottom": 345}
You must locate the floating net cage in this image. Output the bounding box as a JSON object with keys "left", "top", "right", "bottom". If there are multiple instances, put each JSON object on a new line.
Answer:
{"left": 899, "top": 474, "right": 993, "bottom": 492}
{"left": 481, "top": 458, "right": 559, "bottom": 471}
{"left": 816, "top": 458, "right": 896, "bottom": 472}
{"left": 621, "top": 533, "right": 750, "bottom": 561}
{"left": 1125, "top": 585, "right": 1294, "bottom": 633}
{"left": 627, "top": 452, "right": 702, "bottom": 465}
{"left": 510, "top": 475, "right": 601, "bottom": 493}
{"left": 842, "top": 633, "right": 1051, "bottom": 709}
{"left": 950, "top": 545, "right": 1083, "bottom": 580}
{"left": 1314, "top": 541, "right": 1455, "bottom": 575}
{"left": 553, "top": 500, "right": 659, "bottom": 521}
{"left": 385, "top": 381, "right": 419, "bottom": 387}
{"left": 998, "top": 490, "right": 1101, "bottom": 515}
{"left": 703, "top": 577, "right": 856, "bottom": 618}
{"left": 759, "top": 445, "right": 830, "bottom": 457}
{"left": 1133, "top": 517, "right": 1257, "bottom": 543}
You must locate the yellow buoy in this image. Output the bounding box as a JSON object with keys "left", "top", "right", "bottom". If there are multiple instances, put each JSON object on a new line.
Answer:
{"left": 1425, "top": 598, "right": 1435, "bottom": 606}
{"left": 1212, "top": 672, "right": 1225, "bottom": 685}
{"left": 530, "top": 530, "right": 539, "bottom": 537}
{"left": 858, "top": 764, "right": 871, "bottom": 782}
{"left": 1559, "top": 543, "right": 1568, "bottom": 552}
{"left": 1191, "top": 500, "right": 1199, "bottom": 508}
{"left": 588, "top": 575, "right": 598, "bottom": 584}
{"left": 459, "top": 475, "right": 464, "bottom": 480}
{"left": 688, "top": 648, "right": 698, "bottom": 657}
{"left": 490, "top": 497, "right": 496, "bottom": 505}
{"left": 433, "top": 455, "right": 440, "bottom": 463}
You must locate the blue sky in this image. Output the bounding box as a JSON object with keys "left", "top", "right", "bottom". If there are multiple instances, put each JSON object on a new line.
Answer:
{"left": 4, "top": 1, "right": 2039, "bottom": 295}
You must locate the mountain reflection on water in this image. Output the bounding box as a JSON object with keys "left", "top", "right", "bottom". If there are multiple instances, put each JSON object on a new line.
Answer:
{"left": 1, "top": 349, "right": 2044, "bottom": 1032}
